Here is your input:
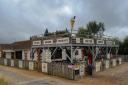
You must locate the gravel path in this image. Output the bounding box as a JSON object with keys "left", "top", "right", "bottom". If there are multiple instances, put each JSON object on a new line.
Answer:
{"left": 0, "top": 63, "right": 128, "bottom": 85}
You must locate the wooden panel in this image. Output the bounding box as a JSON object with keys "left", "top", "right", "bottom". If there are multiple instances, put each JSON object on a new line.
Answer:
{"left": 106, "top": 40, "right": 113, "bottom": 45}
{"left": 83, "top": 39, "right": 94, "bottom": 44}
{"left": 32, "top": 40, "right": 41, "bottom": 45}
{"left": 97, "top": 39, "right": 104, "bottom": 44}
{"left": 43, "top": 40, "right": 53, "bottom": 44}
{"left": 56, "top": 38, "right": 69, "bottom": 44}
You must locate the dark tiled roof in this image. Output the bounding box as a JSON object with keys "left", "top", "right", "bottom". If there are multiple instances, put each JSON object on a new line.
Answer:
{"left": 12, "top": 40, "right": 31, "bottom": 49}
{"left": 0, "top": 40, "right": 31, "bottom": 50}
{"left": 0, "top": 44, "right": 13, "bottom": 50}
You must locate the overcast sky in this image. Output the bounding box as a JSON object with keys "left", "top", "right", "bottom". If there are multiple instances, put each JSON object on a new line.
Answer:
{"left": 0, "top": 0, "right": 128, "bottom": 43}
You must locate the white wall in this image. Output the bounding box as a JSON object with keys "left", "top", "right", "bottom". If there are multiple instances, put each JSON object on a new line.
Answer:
{"left": 5, "top": 52, "right": 11, "bottom": 59}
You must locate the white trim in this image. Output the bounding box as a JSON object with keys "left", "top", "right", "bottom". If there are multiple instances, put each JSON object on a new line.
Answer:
{"left": 3, "top": 50, "right": 14, "bottom": 52}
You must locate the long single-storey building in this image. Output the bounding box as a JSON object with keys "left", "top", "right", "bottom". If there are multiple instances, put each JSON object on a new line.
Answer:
{"left": 0, "top": 40, "right": 31, "bottom": 60}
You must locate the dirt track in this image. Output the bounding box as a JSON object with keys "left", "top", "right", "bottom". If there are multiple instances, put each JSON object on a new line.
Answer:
{"left": 0, "top": 63, "right": 128, "bottom": 85}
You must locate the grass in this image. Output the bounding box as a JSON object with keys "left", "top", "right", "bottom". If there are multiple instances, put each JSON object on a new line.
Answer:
{"left": 0, "top": 78, "right": 8, "bottom": 85}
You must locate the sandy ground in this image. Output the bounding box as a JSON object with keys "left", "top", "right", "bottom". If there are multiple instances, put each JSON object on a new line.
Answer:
{"left": 0, "top": 63, "right": 128, "bottom": 85}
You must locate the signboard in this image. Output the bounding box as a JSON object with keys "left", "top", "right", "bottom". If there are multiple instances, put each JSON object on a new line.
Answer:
{"left": 43, "top": 40, "right": 53, "bottom": 44}
{"left": 76, "top": 38, "right": 80, "bottom": 43}
{"left": 33, "top": 40, "right": 41, "bottom": 45}
{"left": 68, "top": 65, "right": 74, "bottom": 69}
{"left": 83, "top": 39, "right": 94, "bottom": 44}
{"left": 42, "top": 63, "right": 48, "bottom": 73}
{"left": 56, "top": 38, "right": 69, "bottom": 44}
{"left": 74, "top": 64, "right": 80, "bottom": 70}
{"left": 106, "top": 40, "right": 113, "bottom": 45}
{"left": 97, "top": 40, "right": 104, "bottom": 44}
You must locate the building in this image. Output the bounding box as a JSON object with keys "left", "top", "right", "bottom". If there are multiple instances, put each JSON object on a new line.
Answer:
{"left": 0, "top": 40, "right": 31, "bottom": 60}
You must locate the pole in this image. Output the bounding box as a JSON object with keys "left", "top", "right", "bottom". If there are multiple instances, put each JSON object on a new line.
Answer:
{"left": 70, "top": 16, "right": 75, "bottom": 64}
{"left": 71, "top": 28, "right": 73, "bottom": 63}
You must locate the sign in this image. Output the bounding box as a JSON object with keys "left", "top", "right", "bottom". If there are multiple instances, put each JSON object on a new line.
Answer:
{"left": 68, "top": 65, "right": 74, "bottom": 69}
{"left": 74, "top": 64, "right": 80, "bottom": 70}
{"left": 106, "top": 40, "right": 113, "bottom": 45}
{"left": 56, "top": 38, "right": 69, "bottom": 44}
{"left": 97, "top": 40, "right": 104, "bottom": 44}
{"left": 42, "top": 63, "right": 48, "bottom": 73}
{"left": 76, "top": 38, "right": 80, "bottom": 43}
{"left": 33, "top": 40, "right": 41, "bottom": 45}
{"left": 43, "top": 40, "right": 53, "bottom": 44}
{"left": 83, "top": 39, "right": 94, "bottom": 44}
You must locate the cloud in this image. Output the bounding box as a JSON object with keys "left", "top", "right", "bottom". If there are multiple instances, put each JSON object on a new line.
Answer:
{"left": 0, "top": 0, "right": 128, "bottom": 43}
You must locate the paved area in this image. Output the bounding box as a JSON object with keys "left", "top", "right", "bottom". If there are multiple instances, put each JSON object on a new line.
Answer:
{"left": 0, "top": 63, "right": 128, "bottom": 85}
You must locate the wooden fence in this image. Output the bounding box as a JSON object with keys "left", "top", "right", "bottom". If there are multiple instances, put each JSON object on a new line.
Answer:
{"left": 120, "top": 55, "right": 128, "bottom": 62}
{"left": 95, "top": 57, "right": 123, "bottom": 72}
{"left": 0, "top": 55, "right": 127, "bottom": 79}
{"left": 0, "top": 58, "right": 85, "bottom": 80}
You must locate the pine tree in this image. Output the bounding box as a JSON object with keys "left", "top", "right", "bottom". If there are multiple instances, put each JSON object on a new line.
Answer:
{"left": 44, "top": 28, "right": 49, "bottom": 36}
